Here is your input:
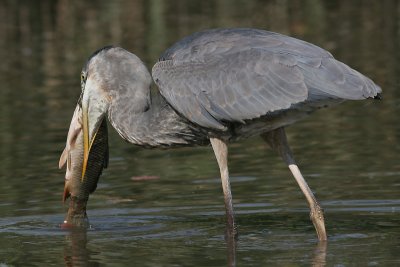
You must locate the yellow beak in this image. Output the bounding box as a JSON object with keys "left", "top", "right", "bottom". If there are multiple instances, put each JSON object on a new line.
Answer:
{"left": 82, "top": 104, "right": 103, "bottom": 181}
{"left": 80, "top": 78, "right": 109, "bottom": 181}
{"left": 81, "top": 104, "right": 90, "bottom": 181}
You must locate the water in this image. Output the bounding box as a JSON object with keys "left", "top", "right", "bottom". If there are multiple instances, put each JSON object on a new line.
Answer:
{"left": 1, "top": 0, "right": 399, "bottom": 266}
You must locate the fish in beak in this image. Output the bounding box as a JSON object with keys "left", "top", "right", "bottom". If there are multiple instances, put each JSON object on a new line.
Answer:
{"left": 59, "top": 74, "right": 110, "bottom": 228}
{"left": 80, "top": 77, "right": 109, "bottom": 181}
{"left": 59, "top": 99, "right": 109, "bottom": 228}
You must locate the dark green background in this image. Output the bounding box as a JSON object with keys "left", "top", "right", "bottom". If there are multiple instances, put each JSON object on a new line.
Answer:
{"left": 0, "top": 0, "right": 399, "bottom": 266}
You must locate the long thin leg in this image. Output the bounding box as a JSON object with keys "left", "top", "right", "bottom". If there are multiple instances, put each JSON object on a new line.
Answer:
{"left": 261, "top": 127, "right": 327, "bottom": 241}
{"left": 210, "top": 137, "right": 237, "bottom": 236}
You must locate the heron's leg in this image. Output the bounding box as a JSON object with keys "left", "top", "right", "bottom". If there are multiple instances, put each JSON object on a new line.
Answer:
{"left": 210, "top": 137, "right": 237, "bottom": 236}
{"left": 261, "top": 128, "right": 327, "bottom": 241}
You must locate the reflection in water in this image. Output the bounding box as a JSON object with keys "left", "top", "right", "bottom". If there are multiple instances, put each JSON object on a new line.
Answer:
{"left": 225, "top": 229, "right": 237, "bottom": 267}
{"left": 225, "top": 226, "right": 327, "bottom": 267}
{"left": 62, "top": 225, "right": 322, "bottom": 267}
{"left": 312, "top": 241, "right": 327, "bottom": 267}
{"left": 64, "top": 229, "right": 99, "bottom": 267}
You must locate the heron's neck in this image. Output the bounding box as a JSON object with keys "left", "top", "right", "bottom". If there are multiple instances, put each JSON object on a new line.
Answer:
{"left": 108, "top": 89, "right": 206, "bottom": 148}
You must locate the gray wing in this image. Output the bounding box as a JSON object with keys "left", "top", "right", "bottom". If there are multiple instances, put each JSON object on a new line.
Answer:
{"left": 152, "top": 28, "right": 381, "bottom": 130}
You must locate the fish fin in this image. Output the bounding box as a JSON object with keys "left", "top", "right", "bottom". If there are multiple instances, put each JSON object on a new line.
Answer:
{"left": 63, "top": 184, "right": 70, "bottom": 203}
{"left": 68, "top": 126, "right": 81, "bottom": 149}
{"left": 60, "top": 105, "right": 82, "bottom": 169}
{"left": 67, "top": 152, "right": 72, "bottom": 171}
{"left": 59, "top": 129, "right": 79, "bottom": 170}
{"left": 59, "top": 148, "right": 68, "bottom": 169}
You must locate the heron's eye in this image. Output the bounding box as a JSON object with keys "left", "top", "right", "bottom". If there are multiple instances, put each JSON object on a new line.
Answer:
{"left": 80, "top": 72, "right": 86, "bottom": 91}
{"left": 81, "top": 72, "right": 86, "bottom": 83}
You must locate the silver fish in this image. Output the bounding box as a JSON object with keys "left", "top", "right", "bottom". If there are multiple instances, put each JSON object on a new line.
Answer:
{"left": 59, "top": 105, "right": 109, "bottom": 227}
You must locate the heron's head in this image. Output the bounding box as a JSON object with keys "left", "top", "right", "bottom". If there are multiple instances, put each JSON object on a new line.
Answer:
{"left": 78, "top": 46, "right": 151, "bottom": 179}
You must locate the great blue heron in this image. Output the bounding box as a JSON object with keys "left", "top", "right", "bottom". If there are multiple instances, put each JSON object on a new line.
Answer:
{"left": 77, "top": 28, "right": 381, "bottom": 241}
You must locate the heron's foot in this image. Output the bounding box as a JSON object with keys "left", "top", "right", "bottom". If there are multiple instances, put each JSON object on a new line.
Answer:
{"left": 310, "top": 203, "right": 327, "bottom": 241}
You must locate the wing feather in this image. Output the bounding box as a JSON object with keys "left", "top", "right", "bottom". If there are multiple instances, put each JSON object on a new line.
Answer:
{"left": 152, "top": 28, "right": 381, "bottom": 130}
{"left": 153, "top": 49, "right": 308, "bottom": 130}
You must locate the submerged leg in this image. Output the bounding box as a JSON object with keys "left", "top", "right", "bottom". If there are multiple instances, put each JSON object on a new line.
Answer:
{"left": 210, "top": 137, "right": 237, "bottom": 236}
{"left": 261, "top": 127, "right": 327, "bottom": 241}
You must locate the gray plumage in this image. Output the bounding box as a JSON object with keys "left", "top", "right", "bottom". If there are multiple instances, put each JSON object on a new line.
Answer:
{"left": 82, "top": 28, "right": 380, "bottom": 147}
{"left": 75, "top": 28, "right": 381, "bottom": 239}
{"left": 152, "top": 28, "right": 380, "bottom": 131}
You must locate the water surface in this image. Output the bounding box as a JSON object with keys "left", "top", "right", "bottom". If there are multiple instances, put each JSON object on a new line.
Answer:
{"left": 0, "top": 0, "right": 399, "bottom": 266}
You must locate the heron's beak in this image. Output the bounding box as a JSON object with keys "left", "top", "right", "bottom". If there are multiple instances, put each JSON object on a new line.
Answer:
{"left": 81, "top": 78, "right": 109, "bottom": 181}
